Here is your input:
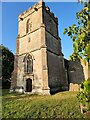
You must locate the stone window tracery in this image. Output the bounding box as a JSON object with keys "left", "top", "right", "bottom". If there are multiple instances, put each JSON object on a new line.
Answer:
{"left": 26, "top": 19, "right": 32, "bottom": 33}
{"left": 23, "top": 54, "right": 33, "bottom": 74}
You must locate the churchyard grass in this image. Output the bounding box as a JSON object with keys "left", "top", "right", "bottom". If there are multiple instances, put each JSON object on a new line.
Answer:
{"left": 2, "top": 89, "right": 89, "bottom": 119}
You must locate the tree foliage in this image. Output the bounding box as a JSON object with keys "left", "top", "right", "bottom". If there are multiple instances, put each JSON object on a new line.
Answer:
{"left": 0, "top": 45, "right": 14, "bottom": 88}
{"left": 63, "top": 1, "right": 90, "bottom": 62}
{"left": 77, "top": 78, "right": 90, "bottom": 112}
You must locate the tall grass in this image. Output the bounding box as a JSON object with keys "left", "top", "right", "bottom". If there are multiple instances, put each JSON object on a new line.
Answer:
{"left": 2, "top": 90, "right": 89, "bottom": 118}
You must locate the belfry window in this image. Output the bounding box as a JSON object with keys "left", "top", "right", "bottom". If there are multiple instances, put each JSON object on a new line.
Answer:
{"left": 26, "top": 19, "right": 32, "bottom": 33}
{"left": 23, "top": 54, "right": 33, "bottom": 74}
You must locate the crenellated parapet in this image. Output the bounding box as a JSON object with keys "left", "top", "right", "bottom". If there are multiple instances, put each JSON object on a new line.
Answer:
{"left": 18, "top": 0, "right": 58, "bottom": 24}
{"left": 18, "top": 1, "right": 45, "bottom": 22}
{"left": 45, "top": 6, "right": 58, "bottom": 24}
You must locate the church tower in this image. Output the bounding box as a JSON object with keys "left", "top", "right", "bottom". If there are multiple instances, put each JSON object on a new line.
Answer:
{"left": 11, "top": 0, "right": 68, "bottom": 94}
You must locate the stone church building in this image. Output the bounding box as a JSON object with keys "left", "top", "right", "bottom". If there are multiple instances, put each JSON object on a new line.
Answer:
{"left": 11, "top": 0, "right": 90, "bottom": 94}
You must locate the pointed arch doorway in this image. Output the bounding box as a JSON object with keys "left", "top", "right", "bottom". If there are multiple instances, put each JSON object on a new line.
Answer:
{"left": 26, "top": 78, "right": 32, "bottom": 92}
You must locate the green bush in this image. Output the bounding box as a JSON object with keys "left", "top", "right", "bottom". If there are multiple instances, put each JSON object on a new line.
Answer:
{"left": 77, "top": 78, "right": 90, "bottom": 110}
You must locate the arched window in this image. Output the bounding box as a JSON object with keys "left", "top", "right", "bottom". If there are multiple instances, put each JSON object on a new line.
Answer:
{"left": 26, "top": 19, "right": 32, "bottom": 33}
{"left": 23, "top": 54, "right": 33, "bottom": 74}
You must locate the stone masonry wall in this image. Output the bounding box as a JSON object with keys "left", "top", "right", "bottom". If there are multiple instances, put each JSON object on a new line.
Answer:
{"left": 17, "top": 49, "right": 43, "bottom": 93}
{"left": 68, "top": 59, "right": 85, "bottom": 91}
{"left": 43, "top": 4, "right": 68, "bottom": 93}
{"left": 18, "top": 4, "right": 43, "bottom": 37}
{"left": 12, "top": 1, "right": 68, "bottom": 94}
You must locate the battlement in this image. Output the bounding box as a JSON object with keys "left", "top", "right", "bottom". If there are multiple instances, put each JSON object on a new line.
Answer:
{"left": 18, "top": 1, "right": 45, "bottom": 21}
{"left": 45, "top": 6, "right": 58, "bottom": 23}
{"left": 18, "top": 1, "right": 58, "bottom": 23}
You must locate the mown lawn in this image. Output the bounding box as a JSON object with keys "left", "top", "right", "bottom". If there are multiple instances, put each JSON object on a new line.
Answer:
{"left": 2, "top": 89, "right": 90, "bottom": 119}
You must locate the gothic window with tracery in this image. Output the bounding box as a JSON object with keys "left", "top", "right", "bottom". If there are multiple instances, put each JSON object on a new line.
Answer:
{"left": 23, "top": 54, "right": 33, "bottom": 74}
{"left": 26, "top": 19, "right": 32, "bottom": 33}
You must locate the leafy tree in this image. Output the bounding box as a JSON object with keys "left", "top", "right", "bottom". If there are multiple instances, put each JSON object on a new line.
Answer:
{"left": 63, "top": 1, "right": 90, "bottom": 62}
{"left": 0, "top": 45, "right": 14, "bottom": 89}
{"left": 77, "top": 78, "right": 90, "bottom": 113}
